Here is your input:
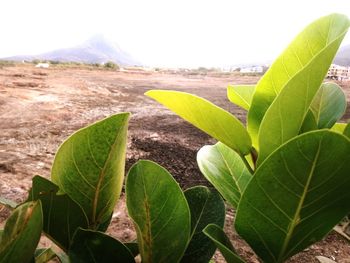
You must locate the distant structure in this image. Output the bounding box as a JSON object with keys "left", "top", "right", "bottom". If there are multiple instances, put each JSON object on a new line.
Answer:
{"left": 35, "top": 63, "right": 50, "bottom": 68}
{"left": 327, "top": 64, "right": 350, "bottom": 81}
{"left": 240, "top": 66, "right": 263, "bottom": 73}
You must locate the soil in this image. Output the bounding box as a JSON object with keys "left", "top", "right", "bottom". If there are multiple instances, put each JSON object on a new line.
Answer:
{"left": 0, "top": 64, "right": 349, "bottom": 262}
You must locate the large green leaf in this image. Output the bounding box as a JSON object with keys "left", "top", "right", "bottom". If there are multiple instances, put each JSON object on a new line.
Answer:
{"left": 126, "top": 160, "right": 190, "bottom": 263}
{"left": 310, "top": 83, "right": 346, "bottom": 128}
{"left": 181, "top": 186, "right": 225, "bottom": 263}
{"left": 0, "top": 201, "right": 43, "bottom": 263}
{"left": 69, "top": 228, "right": 135, "bottom": 263}
{"left": 203, "top": 224, "right": 245, "bottom": 263}
{"left": 28, "top": 176, "right": 89, "bottom": 251}
{"left": 227, "top": 85, "right": 255, "bottom": 110}
{"left": 235, "top": 130, "right": 350, "bottom": 263}
{"left": 248, "top": 14, "right": 350, "bottom": 148}
{"left": 51, "top": 113, "right": 130, "bottom": 229}
{"left": 257, "top": 26, "right": 349, "bottom": 164}
{"left": 197, "top": 142, "right": 252, "bottom": 208}
{"left": 145, "top": 90, "right": 252, "bottom": 155}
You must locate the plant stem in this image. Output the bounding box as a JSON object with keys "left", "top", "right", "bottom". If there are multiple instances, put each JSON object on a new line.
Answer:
{"left": 250, "top": 147, "right": 258, "bottom": 170}
{"left": 240, "top": 154, "right": 254, "bottom": 174}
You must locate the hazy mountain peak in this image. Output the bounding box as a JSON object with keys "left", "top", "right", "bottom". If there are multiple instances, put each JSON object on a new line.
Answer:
{"left": 2, "top": 34, "right": 141, "bottom": 66}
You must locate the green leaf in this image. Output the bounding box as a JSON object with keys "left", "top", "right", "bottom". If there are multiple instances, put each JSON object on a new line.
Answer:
{"left": 145, "top": 90, "right": 252, "bottom": 155}
{"left": 29, "top": 176, "right": 89, "bottom": 251}
{"left": 197, "top": 142, "right": 252, "bottom": 208}
{"left": 344, "top": 122, "right": 350, "bottom": 138}
{"left": 235, "top": 130, "right": 350, "bottom": 263}
{"left": 203, "top": 224, "right": 245, "bottom": 263}
{"left": 96, "top": 212, "right": 113, "bottom": 232}
{"left": 69, "top": 228, "right": 135, "bottom": 263}
{"left": 0, "top": 201, "right": 43, "bottom": 263}
{"left": 248, "top": 13, "right": 350, "bottom": 148}
{"left": 34, "top": 247, "right": 56, "bottom": 263}
{"left": 299, "top": 111, "right": 318, "bottom": 134}
{"left": 181, "top": 186, "right": 225, "bottom": 263}
{"left": 227, "top": 85, "right": 255, "bottom": 110}
{"left": 51, "top": 113, "right": 130, "bottom": 229}
{"left": 124, "top": 242, "right": 139, "bottom": 257}
{"left": 126, "top": 160, "right": 191, "bottom": 263}
{"left": 310, "top": 83, "right": 346, "bottom": 128}
{"left": 257, "top": 24, "right": 350, "bottom": 164}
{"left": 330, "top": 122, "right": 346, "bottom": 133}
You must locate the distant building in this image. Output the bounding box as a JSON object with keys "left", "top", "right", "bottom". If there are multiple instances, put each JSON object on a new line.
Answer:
{"left": 327, "top": 64, "right": 350, "bottom": 81}
{"left": 240, "top": 66, "right": 264, "bottom": 73}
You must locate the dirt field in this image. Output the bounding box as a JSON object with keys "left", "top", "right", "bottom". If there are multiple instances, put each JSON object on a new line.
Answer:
{"left": 0, "top": 65, "right": 349, "bottom": 262}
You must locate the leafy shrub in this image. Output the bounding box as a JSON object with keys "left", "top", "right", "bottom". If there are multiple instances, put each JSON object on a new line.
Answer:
{"left": 0, "top": 114, "right": 225, "bottom": 262}
{"left": 104, "top": 61, "right": 119, "bottom": 70}
{"left": 0, "top": 60, "right": 15, "bottom": 68}
{"left": 146, "top": 13, "right": 350, "bottom": 262}
{"left": 49, "top": 60, "right": 61, "bottom": 65}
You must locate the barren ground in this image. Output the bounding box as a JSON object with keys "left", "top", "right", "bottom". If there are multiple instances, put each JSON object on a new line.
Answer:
{"left": 0, "top": 65, "right": 349, "bottom": 262}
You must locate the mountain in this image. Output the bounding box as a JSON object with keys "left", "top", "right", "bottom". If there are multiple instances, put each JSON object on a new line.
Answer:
{"left": 333, "top": 44, "right": 350, "bottom": 66}
{"left": 3, "top": 35, "right": 141, "bottom": 66}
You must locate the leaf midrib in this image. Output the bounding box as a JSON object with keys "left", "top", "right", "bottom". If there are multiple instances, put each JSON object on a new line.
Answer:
{"left": 277, "top": 141, "right": 322, "bottom": 262}
{"left": 91, "top": 124, "right": 124, "bottom": 227}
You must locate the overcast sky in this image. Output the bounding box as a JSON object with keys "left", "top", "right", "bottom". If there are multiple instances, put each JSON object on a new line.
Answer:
{"left": 0, "top": 0, "right": 349, "bottom": 67}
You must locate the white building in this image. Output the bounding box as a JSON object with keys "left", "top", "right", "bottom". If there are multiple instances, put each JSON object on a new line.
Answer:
{"left": 327, "top": 64, "right": 350, "bottom": 81}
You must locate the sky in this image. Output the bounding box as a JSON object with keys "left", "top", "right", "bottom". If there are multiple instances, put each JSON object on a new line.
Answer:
{"left": 0, "top": 0, "right": 349, "bottom": 68}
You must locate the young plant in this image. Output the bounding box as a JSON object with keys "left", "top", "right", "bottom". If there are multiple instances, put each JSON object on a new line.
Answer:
{"left": 0, "top": 113, "right": 226, "bottom": 262}
{"left": 146, "top": 13, "right": 350, "bottom": 262}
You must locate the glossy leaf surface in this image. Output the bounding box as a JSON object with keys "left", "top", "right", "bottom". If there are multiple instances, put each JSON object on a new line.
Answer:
{"left": 69, "top": 228, "right": 135, "bottom": 263}
{"left": 197, "top": 142, "right": 252, "bottom": 208}
{"left": 146, "top": 90, "right": 251, "bottom": 155}
{"left": 126, "top": 160, "right": 190, "bottom": 263}
{"left": 257, "top": 27, "right": 349, "bottom": 164}
{"left": 51, "top": 113, "right": 130, "bottom": 228}
{"left": 0, "top": 201, "right": 42, "bottom": 263}
{"left": 181, "top": 186, "right": 225, "bottom": 263}
{"left": 29, "top": 176, "right": 89, "bottom": 250}
{"left": 203, "top": 224, "right": 245, "bottom": 263}
{"left": 227, "top": 85, "right": 255, "bottom": 110}
{"left": 248, "top": 14, "right": 350, "bottom": 148}
{"left": 236, "top": 130, "right": 350, "bottom": 263}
